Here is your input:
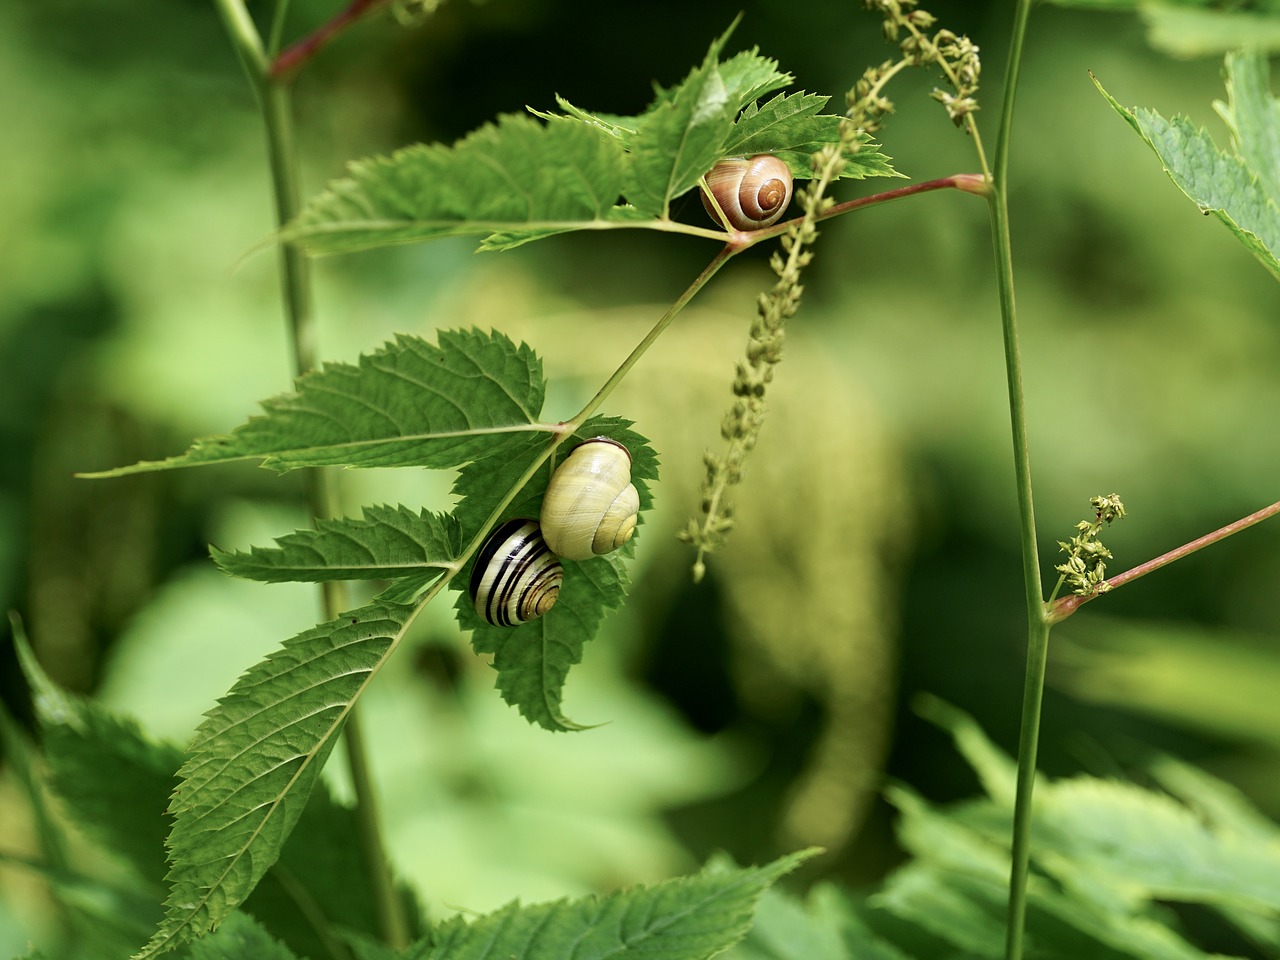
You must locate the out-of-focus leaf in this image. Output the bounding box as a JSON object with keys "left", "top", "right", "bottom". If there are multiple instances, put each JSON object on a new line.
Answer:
{"left": 188, "top": 912, "right": 299, "bottom": 960}
{"left": 1142, "top": 7, "right": 1280, "bottom": 57}
{"left": 1216, "top": 49, "right": 1280, "bottom": 207}
{"left": 1055, "top": 617, "right": 1280, "bottom": 746}
{"left": 402, "top": 850, "right": 817, "bottom": 960}
{"left": 1093, "top": 65, "right": 1280, "bottom": 281}
{"left": 1038, "top": 0, "right": 1280, "bottom": 56}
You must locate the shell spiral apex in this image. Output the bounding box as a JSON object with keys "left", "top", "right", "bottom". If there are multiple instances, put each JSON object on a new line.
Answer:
{"left": 700, "top": 154, "right": 793, "bottom": 231}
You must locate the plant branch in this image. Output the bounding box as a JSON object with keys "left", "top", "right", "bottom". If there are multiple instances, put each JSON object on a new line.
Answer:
{"left": 269, "top": 0, "right": 392, "bottom": 80}
{"left": 569, "top": 247, "right": 737, "bottom": 429}
{"left": 213, "top": 0, "right": 408, "bottom": 949}
{"left": 1047, "top": 498, "right": 1280, "bottom": 623}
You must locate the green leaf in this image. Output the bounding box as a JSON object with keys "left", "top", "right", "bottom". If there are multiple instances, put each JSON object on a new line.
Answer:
{"left": 723, "top": 93, "right": 899, "bottom": 181}
{"left": 403, "top": 850, "right": 818, "bottom": 960}
{"left": 282, "top": 22, "right": 897, "bottom": 256}
{"left": 14, "top": 624, "right": 179, "bottom": 889}
{"left": 913, "top": 693, "right": 1019, "bottom": 808}
{"left": 245, "top": 780, "right": 419, "bottom": 959}
{"left": 188, "top": 912, "right": 300, "bottom": 960}
{"left": 451, "top": 420, "right": 656, "bottom": 731}
{"left": 137, "top": 600, "right": 416, "bottom": 958}
{"left": 466, "top": 552, "right": 630, "bottom": 732}
{"left": 1094, "top": 68, "right": 1280, "bottom": 282}
{"left": 1034, "top": 776, "right": 1280, "bottom": 913}
{"left": 623, "top": 29, "right": 793, "bottom": 219}
{"left": 728, "top": 881, "right": 918, "bottom": 960}
{"left": 1143, "top": 6, "right": 1280, "bottom": 58}
{"left": 279, "top": 113, "right": 627, "bottom": 255}
{"left": 213, "top": 505, "right": 461, "bottom": 586}
{"left": 1040, "top": 0, "right": 1280, "bottom": 55}
{"left": 84, "top": 329, "right": 549, "bottom": 477}
{"left": 1217, "top": 49, "right": 1280, "bottom": 209}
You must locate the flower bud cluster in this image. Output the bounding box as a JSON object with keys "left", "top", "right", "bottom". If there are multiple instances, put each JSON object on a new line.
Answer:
{"left": 1055, "top": 494, "right": 1127, "bottom": 597}
{"left": 859, "top": 0, "right": 982, "bottom": 131}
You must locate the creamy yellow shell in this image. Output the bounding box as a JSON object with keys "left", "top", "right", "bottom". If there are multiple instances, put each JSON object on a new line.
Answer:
{"left": 540, "top": 438, "right": 640, "bottom": 561}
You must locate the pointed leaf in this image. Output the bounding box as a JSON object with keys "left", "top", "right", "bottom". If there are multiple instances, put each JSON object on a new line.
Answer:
{"left": 279, "top": 113, "right": 627, "bottom": 255}
{"left": 404, "top": 850, "right": 818, "bottom": 960}
{"left": 213, "top": 505, "right": 461, "bottom": 585}
{"left": 724, "top": 93, "right": 899, "bottom": 181}
{"left": 1034, "top": 775, "right": 1280, "bottom": 912}
{"left": 137, "top": 600, "right": 416, "bottom": 958}
{"left": 464, "top": 552, "right": 630, "bottom": 731}
{"left": 729, "top": 881, "right": 917, "bottom": 960}
{"left": 623, "top": 34, "right": 744, "bottom": 218}
{"left": 85, "top": 329, "right": 549, "bottom": 477}
{"left": 1094, "top": 70, "right": 1280, "bottom": 281}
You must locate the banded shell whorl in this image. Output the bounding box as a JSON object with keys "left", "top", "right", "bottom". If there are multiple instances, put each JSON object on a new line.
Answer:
{"left": 470, "top": 518, "right": 563, "bottom": 627}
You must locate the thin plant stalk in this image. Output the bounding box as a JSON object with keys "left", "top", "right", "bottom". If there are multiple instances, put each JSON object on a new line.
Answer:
{"left": 987, "top": 0, "right": 1044, "bottom": 958}
{"left": 211, "top": 0, "right": 408, "bottom": 948}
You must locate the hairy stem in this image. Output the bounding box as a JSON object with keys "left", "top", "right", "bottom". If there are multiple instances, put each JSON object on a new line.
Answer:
{"left": 989, "top": 1, "right": 1041, "bottom": 959}
{"left": 214, "top": 0, "right": 408, "bottom": 948}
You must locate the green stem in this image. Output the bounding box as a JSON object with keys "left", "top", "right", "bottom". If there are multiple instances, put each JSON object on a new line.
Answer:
{"left": 569, "top": 246, "right": 737, "bottom": 429}
{"left": 988, "top": 2, "right": 1042, "bottom": 959}
{"left": 213, "top": 0, "right": 408, "bottom": 949}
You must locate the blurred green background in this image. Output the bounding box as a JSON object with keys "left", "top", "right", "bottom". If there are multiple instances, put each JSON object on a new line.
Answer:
{"left": 2, "top": 0, "right": 1279, "bottom": 953}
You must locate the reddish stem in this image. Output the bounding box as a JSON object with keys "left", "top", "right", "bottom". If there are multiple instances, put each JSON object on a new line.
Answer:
{"left": 726, "top": 173, "right": 989, "bottom": 248}
{"left": 819, "top": 172, "right": 990, "bottom": 221}
{"left": 1047, "top": 498, "right": 1280, "bottom": 623}
{"left": 268, "top": 0, "right": 391, "bottom": 81}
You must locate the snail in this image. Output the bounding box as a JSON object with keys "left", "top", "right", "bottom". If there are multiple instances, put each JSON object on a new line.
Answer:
{"left": 700, "top": 154, "right": 794, "bottom": 231}
{"left": 539, "top": 437, "right": 640, "bottom": 561}
{"left": 470, "top": 518, "right": 563, "bottom": 627}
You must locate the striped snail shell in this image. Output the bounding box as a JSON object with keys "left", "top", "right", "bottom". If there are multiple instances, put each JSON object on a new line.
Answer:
{"left": 700, "top": 154, "right": 793, "bottom": 230}
{"left": 470, "top": 518, "right": 563, "bottom": 627}
{"left": 539, "top": 437, "right": 640, "bottom": 561}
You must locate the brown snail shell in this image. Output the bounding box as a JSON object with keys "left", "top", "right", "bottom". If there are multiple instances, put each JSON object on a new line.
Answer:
{"left": 539, "top": 438, "right": 640, "bottom": 562}
{"left": 700, "top": 154, "right": 794, "bottom": 230}
{"left": 470, "top": 518, "right": 563, "bottom": 626}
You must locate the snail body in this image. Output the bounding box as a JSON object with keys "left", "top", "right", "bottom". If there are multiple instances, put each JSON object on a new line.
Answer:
{"left": 700, "top": 154, "right": 793, "bottom": 231}
{"left": 540, "top": 438, "right": 640, "bottom": 561}
{"left": 470, "top": 518, "right": 563, "bottom": 626}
